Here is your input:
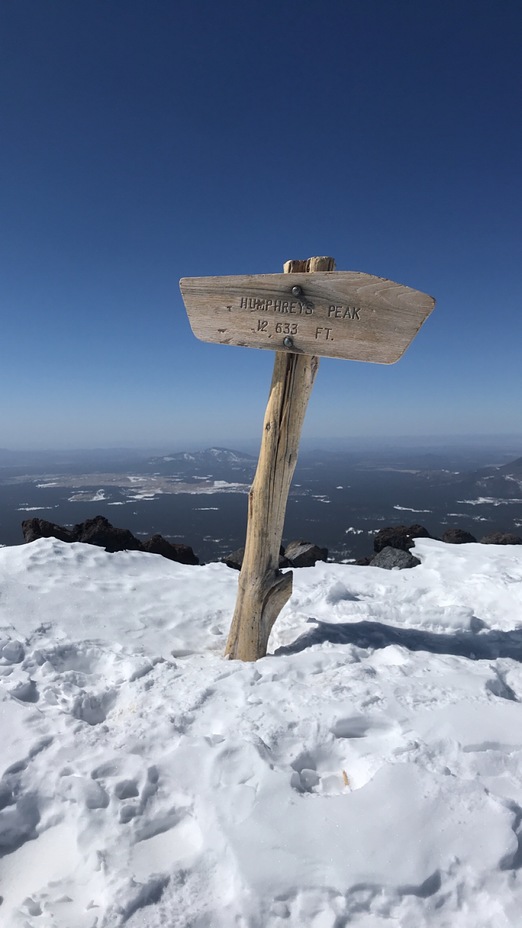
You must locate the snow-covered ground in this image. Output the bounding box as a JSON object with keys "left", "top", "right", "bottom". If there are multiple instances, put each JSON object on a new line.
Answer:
{"left": 1, "top": 537, "right": 522, "bottom": 927}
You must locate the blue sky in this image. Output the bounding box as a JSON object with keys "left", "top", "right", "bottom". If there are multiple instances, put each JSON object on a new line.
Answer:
{"left": 1, "top": 0, "right": 521, "bottom": 450}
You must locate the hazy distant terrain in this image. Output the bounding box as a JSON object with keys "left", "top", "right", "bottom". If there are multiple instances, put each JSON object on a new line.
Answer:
{"left": 1, "top": 445, "right": 521, "bottom": 562}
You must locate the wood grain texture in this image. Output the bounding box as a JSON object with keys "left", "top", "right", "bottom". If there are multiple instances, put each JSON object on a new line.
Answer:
{"left": 180, "top": 269, "right": 435, "bottom": 363}
{"left": 224, "top": 258, "right": 332, "bottom": 661}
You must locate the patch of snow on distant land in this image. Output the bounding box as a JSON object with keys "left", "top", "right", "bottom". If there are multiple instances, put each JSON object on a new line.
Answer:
{"left": 212, "top": 480, "right": 244, "bottom": 489}
{"left": 185, "top": 481, "right": 248, "bottom": 495}
{"left": 17, "top": 506, "right": 55, "bottom": 512}
{"left": 127, "top": 492, "right": 159, "bottom": 501}
{"left": 67, "top": 489, "right": 107, "bottom": 503}
{"left": 393, "top": 504, "right": 432, "bottom": 513}
{"left": 458, "top": 497, "right": 522, "bottom": 506}
{"left": 1, "top": 538, "right": 522, "bottom": 925}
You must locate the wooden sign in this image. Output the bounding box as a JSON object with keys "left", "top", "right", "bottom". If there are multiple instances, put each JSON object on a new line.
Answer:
{"left": 179, "top": 270, "right": 435, "bottom": 363}
{"left": 179, "top": 257, "right": 436, "bottom": 662}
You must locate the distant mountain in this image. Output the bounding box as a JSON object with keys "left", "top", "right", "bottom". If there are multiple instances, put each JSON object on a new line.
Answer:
{"left": 464, "top": 456, "right": 522, "bottom": 499}
{"left": 155, "top": 448, "right": 256, "bottom": 466}
{"left": 148, "top": 447, "right": 258, "bottom": 479}
{"left": 499, "top": 457, "right": 522, "bottom": 479}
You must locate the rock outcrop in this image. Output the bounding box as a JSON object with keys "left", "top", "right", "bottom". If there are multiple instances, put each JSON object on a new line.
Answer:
{"left": 284, "top": 540, "right": 328, "bottom": 568}
{"left": 370, "top": 546, "right": 420, "bottom": 570}
{"left": 141, "top": 533, "right": 199, "bottom": 565}
{"left": 480, "top": 532, "right": 522, "bottom": 545}
{"left": 223, "top": 548, "right": 245, "bottom": 571}
{"left": 74, "top": 516, "right": 143, "bottom": 553}
{"left": 21, "top": 516, "right": 200, "bottom": 565}
{"left": 363, "top": 523, "right": 431, "bottom": 569}
{"left": 21, "top": 518, "right": 76, "bottom": 545}
{"left": 362, "top": 521, "right": 522, "bottom": 569}
{"left": 373, "top": 524, "right": 431, "bottom": 554}
{"left": 442, "top": 528, "right": 477, "bottom": 544}
{"left": 222, "top": 540, "right": 327, "bottom": 570}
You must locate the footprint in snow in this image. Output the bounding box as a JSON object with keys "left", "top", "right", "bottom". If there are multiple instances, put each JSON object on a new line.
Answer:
{"left": 0, "top": 639, "right": 25, "bottom": 664}
{"left": 91, "top": 758, "right": 167, "bottom": 828}
{"left": 7, "top": 677, "right": 39, "bottom": 704}
{"left": 290, "top": 715, "right": 405, "bottom": 795}
{"left": 72, "top": 689, "right": 118, "bottom": 725}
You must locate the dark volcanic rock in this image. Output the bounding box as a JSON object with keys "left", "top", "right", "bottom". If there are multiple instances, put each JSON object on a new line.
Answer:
{"left": 370, "top": 546, "right": 420, "bottom": 570}
{"left": 23, "top": 515, "right": 142, "bottom": 552}
{"left": 373, "top": 524, "right": 431, "bottom": 554}
{"left": 223, "top": 546, "right": 290, "bottom": 571}
{"left": 480, "top": 532, "right": 522, "bottom": 545}
{"left": 22, "top": 514, "right": 201, "bottom": 563}
{"left": 141, "top": 534, "right": 199, "bottom": 565}
{"left": 442, "top": 528, "right": 477, "bottom": 544}
{"left": 223, "top": 548, "right": 245, "bottom": 571}
{"left": 74, "top": 516, "right": 143, "bottom": 553}
{"left": 284, "top": 540, "right": 328, "bottom": 568}
{"left": 21, "top": 518, "right": 77, "bottom": 544}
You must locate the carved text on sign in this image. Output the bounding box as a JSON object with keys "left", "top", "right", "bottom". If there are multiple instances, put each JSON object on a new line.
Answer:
{"left": 179, "top": 271, "right": 436, "bottom": 363}
{"left": 256, "top": 320, "right": 299, "bottom": 335}
{"left": 240, "top": 296, "right": 313, "bottom": 314}
{"left": 328, "top": 305, "right": 361, "bottom": 320}
{"left": 238, "top": 295, "right": 363, "bottom": 322}
{"left": 253, "top": 320, "right": 335, "bottom": 342}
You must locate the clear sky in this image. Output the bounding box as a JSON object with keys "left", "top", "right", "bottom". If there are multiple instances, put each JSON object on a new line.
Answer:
{"left": 1, "top": 0, "right": 521, "bottom": 451}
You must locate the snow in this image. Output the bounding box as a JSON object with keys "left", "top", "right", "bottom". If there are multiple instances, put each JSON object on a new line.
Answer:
{"left": 1, "top": 538, "right": 522, "bottom": 926}
{"left": 458, "top": 497, "right": 522, "bottom": 507}
{"left": 17, "top": 507, "right": 55, "bottom": 512}
{"left": 393, "top": 504, "right": 432, "bottom": 513}
{"left": 68, "top": 490, "right": 107, "bottom": 504}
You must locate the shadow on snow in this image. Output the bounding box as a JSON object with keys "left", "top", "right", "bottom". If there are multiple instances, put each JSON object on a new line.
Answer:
{"left": 275, "top": 617, "right": 522, "bottom": 666}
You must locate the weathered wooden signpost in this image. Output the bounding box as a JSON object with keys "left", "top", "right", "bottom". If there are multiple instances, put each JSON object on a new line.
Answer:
{"left": 180, "top": 257, "right": 435, "bottom": 661}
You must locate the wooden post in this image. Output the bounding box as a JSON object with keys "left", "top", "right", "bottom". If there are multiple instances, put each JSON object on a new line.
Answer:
{"left": 225, "top": 256, "right": 335, "bottom": 661}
